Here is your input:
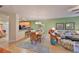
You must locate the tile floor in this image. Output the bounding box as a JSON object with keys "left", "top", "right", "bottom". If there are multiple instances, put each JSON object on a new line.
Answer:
{"left": 0, "top": 35, "right": 72, "bottom": 53}
{"left": 6, "top": 38, "right": 72, "bottom": 53}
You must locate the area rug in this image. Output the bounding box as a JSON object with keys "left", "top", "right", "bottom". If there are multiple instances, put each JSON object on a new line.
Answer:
{"left": 16, "top": 39, "right": 50, "bottom": 53}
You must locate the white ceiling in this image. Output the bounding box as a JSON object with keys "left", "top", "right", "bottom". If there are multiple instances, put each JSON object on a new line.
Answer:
{"left": 0, "top": 5, "right": 78, "bottom": 20}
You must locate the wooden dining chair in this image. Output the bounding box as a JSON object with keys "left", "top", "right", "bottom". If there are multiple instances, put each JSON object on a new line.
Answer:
{"left": 30, "top": 32, "right": 37, "bottom": 44}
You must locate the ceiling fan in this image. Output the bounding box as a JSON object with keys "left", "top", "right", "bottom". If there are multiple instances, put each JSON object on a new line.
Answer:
{"left": 68, "top": 6, "right": 79, "bottom": 14}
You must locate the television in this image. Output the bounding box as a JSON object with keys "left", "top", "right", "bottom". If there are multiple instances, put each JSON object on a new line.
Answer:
{"left": 19, "top": 21, "right": 31, "bottom": 30}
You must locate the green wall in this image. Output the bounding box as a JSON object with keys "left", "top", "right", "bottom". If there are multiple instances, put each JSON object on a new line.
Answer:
{"left": 30, "top": 16, "right": 79, "bottom": 34}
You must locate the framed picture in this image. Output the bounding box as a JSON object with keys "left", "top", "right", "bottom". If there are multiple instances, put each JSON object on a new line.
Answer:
{"left": 65, "top": 22, "right": 75, "bottom": 30}
{"left": 56, "top": 23, "right": 64, "bottom": 30}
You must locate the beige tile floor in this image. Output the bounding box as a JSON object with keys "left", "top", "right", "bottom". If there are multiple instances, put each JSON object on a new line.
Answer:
{"left": 0, "top": 35, "right": 72, "bottom": 53}
{"left": 4, "top": 38, "right": 72, "bottom": 53}
{"left": 0, "top": 37, "right": 8, "bottom": 48}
